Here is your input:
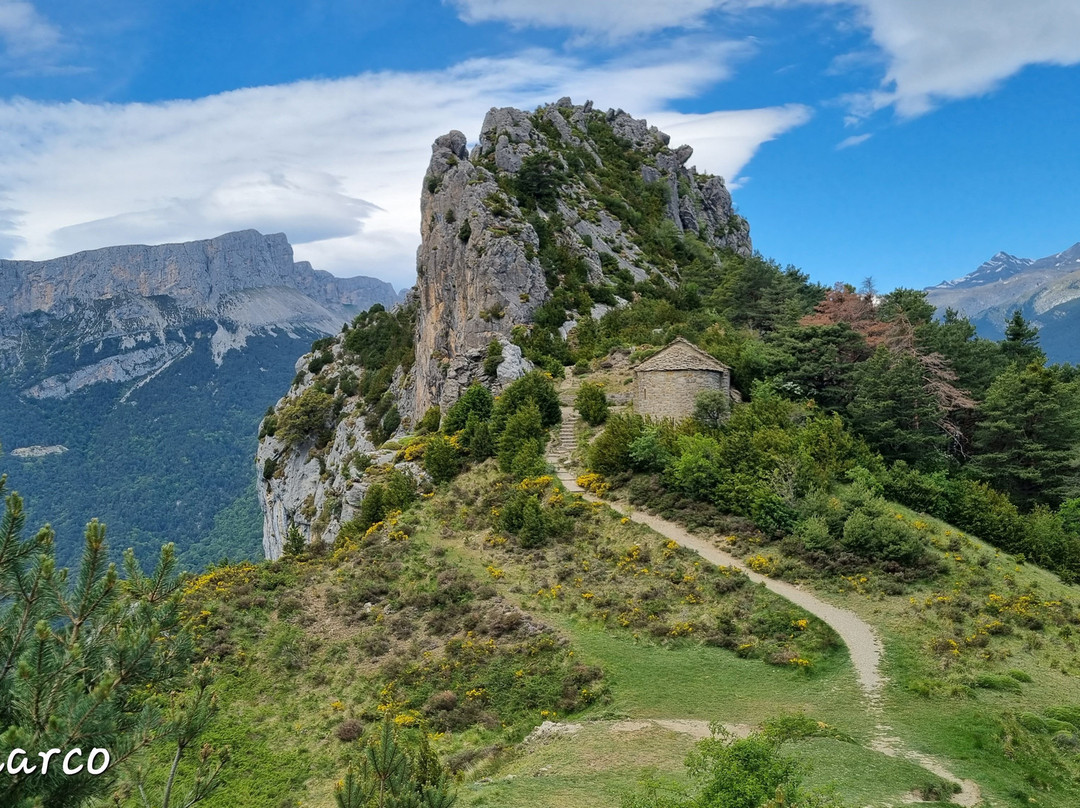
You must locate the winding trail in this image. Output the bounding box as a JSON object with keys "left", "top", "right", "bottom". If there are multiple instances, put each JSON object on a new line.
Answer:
{"left": 547, "top": 401, "right": 982, "bottom": 806}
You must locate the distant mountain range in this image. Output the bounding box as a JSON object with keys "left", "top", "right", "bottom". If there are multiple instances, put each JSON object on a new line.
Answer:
{"left": 0, "top": 229, "right": 400, "bottom": 569}
{"left": 925, "top": 242, "right": 1080, "bottom": 363}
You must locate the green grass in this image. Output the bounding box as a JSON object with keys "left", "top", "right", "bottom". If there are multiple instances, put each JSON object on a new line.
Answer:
{"left": 457, "top": 720, "right": 959, "bottom": 808}
{"left": 142, "top": 455, "right": 1080, "bottom": 807}
{"left": 551, "top": 618, "right": 868, "bottom": 734}
{"left": 667, "top": 494, "right": 1080, "bottom": 807}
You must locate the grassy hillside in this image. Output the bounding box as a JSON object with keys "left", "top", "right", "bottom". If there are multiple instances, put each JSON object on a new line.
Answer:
{"left": 163, "top": 447, "right": 1079, "bottom": 807}
{"left": 562, "top": 367, "right": 1080, "bottom": 807}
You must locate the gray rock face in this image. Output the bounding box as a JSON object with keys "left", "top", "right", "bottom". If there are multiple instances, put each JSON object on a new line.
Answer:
{"left": 255, "top": 339, "right": 427, "bottom": 560}
{"left": 408, "top": 99, "right": 751, "bottom": 419}
{"left": 412, "top": 123, "right": 549, "bottom": 416}
{"left": 0, "top": 229, "right": 398, "bottom": 318}
{"left": 0, "top": 230, "right": 401, "bottom": 383}
{"left": 257, "top": 98, "right": 757, "bottom": 561}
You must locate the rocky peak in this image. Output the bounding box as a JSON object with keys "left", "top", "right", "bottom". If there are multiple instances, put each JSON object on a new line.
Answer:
{"left": 0, "top": 229, "right": 401, "bottom": 385}
{"left": 411, "top": 98, "right": 752, "bottom": 417}
{"left": 256, "top": 98, "right": 757, "bottom": 560}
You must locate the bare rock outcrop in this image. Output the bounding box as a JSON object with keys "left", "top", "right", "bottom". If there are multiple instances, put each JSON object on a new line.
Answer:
{"left": 257, "top": 98, "right": 754, "bottom": 559}
{"left": 409, "top": 99, "right": 751, "bottom": 417}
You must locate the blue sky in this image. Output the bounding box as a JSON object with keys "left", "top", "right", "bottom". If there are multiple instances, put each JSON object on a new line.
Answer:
{"left": 1, "top": 1, "right": 1079, "bottom": 293}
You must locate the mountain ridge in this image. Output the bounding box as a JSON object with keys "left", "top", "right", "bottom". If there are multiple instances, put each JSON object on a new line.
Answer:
{"left": 925, "top": 240, "right": 1080, "bottom": 363}
{"left": 0, "top": 228, "right": 401, "bottom": 568}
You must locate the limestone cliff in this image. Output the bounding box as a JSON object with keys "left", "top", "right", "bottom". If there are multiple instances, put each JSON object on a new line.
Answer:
{"left": 410, "top": 98, "right": 750, "bottom": 417}
{"left": 0, "top": 229, "right": 400, "bottom": 384}
{"left": 257, "top": 98, "right": 752, "bottom": 559}
{"left": 0, "top": 229, "right": 401, "bottom": 569}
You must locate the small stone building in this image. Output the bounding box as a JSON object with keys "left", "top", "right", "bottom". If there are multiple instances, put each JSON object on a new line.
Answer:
{"left": 634, "top": 337, "right": 732, "bottom": 421}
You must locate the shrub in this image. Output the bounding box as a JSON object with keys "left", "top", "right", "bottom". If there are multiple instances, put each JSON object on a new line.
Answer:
{"left": 308, "top": 350, "right": 333, "bottom": 374}
{"left": 424, "top": 434, "right": 462, "bottom": 483}
{"left": 262, "top": 457, "right": 278, "bottom": 481}
{"left": 484, "top": 339, "right": 504, "bottom": 378}
{"left": 380, "top": 405, "right": 401, "bottom": 440}
{"left": 628, "top": 425, "right": 675, "bottom": 473}
{"left": 575, "top": 381, "right": 609, "bottom": 425}
{"left": 443, "top": 384, "right": 494, "bottom": 433}
{"left": 973, "top": 673, "right": 1024, "bottom": 693}
{"left": 417, "top": 406, "right": 441, "bottom": 433}
{"left": 276, "top": 387, "right": 335, "bottom": 447}
{"left": 259, "top": 413, "right": 278, "bottom": 438}
{"left": 588, "top": 412, "right": 645, "bottom": 475}
{"left": 840, "top": 500, "right": 925, "bottom": 564}
{"left": 384, "top": 469, "right": 417, "bottom": 511}
{"left": 692, "top": 388, "right": 730, "bottom": 428}
{"left": 338, "top": 371, "right": 359, "bottom": 397}
{"left": 793, "top": 515, "right": 832, "bottom": 552}
{"left": 335, "top": 718, "right": 364, "bottom": 742}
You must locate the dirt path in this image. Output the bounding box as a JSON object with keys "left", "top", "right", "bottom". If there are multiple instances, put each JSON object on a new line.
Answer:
{"left": 546, "top": 403, "right": 982, "bottom": 806}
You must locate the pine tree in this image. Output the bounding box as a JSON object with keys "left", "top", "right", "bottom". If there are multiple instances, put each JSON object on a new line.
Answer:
{"left": 518, "top": 495, "right": 547, "bottom": 548}
{"left": 574, "top": 381, "right": 609, "bottom": 426}
{"left": 334, "top": 717, "right": 456, "bottom": 808}
{"left": 490, "top": 372, "right": 561, "bottom": 434}
{"left": 972, "top": 363, "right": 1080, "bottom": 507}
{"left": 0, "top": 478, "right": 208, "bottom": 807}
{"left": 497, "top": 401, "right": 547, "bottom": 474}
{"left": 423, "top": 435, "right": 462, "bottom": 484}
{"left": 847, "top": 346, "right": 949, "bottom": 466}
{"left": 283, "top": 524, "right": 306, "bottom": 557}
{"left": 442, "top": 384, "right": 493, "bottom": 433}
{"left": 359, "top": 483, "right": 388, "bottom": 527}
{"left": 1002, "top": 309, "right": 1045, "bottom": 366}
{"left": 462, "top": 413, "right": 494, "bottom": 459}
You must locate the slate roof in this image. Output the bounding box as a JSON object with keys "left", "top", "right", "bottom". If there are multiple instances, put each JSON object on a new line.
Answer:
{"left": 634, "top": 337, "right": 730, "bottom": 373}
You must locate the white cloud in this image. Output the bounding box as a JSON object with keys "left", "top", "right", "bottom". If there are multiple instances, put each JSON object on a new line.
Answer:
{"left": 453, "top": 0, "right": 1080, "bottom": 119}
{"left": 650, "top": 104, "right": 813, "bottom": 187}
{"left": 0, "top": 1, "right": 59, "bottom": 55}
{"left": 841, "top": 0, "right": 1080, "bottom": 117}
{"left": 449, "top": 0, "right": 731, "bottom": 38}
{"left": 836, "top": 132, "right": 871, "bottom": 149}
{"left": 0, "top": 46, "right": 806, "bottom": 290}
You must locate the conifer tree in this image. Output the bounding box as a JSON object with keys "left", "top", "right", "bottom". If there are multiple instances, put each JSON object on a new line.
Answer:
{"left": 0, "top": 476, "right": 208, "bottom": 807}
{"left": 334, "top": 717, "right": 455, "bottom": 808}
{"left": 1002, "top": 309, "right": 1045, "bottom": 366}
{"left": 847, "top": 347, "right": 949, "bottom": 466}
{"left": 972, "top": 363, "right": 1080, "bottom": 507}
{"left": 497, "top": 401, "right": 547, "bottom": 473}
{"left": 283, "top": 524, "right": 306, "bottom": 557}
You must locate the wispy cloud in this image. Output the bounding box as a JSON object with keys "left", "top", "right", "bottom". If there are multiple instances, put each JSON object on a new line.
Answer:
{"left": 0, "top": 47, "right": 808, "bottom": 290}
{"left": 453, "top": 0, "right": 1080, "bottom": 120}
{"left": 836, "top": 132, "right": 871, "bottom": 149}
{"left": 820, "top": 0, "right": 1080, "bottom": 117}
{"left": 0, "top": 1, "right": 59, "bottom": 56}
{"left": 449, "top": 0, "right": 732, "bottom": 39}
{"left": 651, "top": 104, "right": 813, "bottom": 187}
